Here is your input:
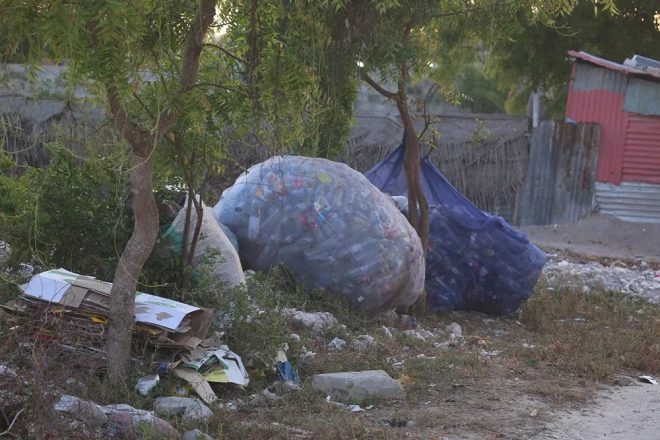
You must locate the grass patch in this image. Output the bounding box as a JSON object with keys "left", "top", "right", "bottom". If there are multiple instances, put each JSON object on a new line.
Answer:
{"left": 520, "top": 285, "right": 660, "bottom": 380}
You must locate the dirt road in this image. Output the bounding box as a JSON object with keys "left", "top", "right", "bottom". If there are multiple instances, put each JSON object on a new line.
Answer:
{"left": 520, "top": 213, "right": 660, "bottom": 263}
{"left": 532, "top": 381, "right": 660, "bottom": 440}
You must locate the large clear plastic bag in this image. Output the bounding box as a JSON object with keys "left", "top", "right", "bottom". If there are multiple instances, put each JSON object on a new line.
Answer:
{"left": 214, "top": 156, "right": 425, "bottom": 313}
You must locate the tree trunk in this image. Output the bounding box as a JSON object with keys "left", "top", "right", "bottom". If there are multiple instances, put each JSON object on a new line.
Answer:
{"left": 106, "top": 149, "right": 159, "bottom": 381}
{"left": 396, "top": 76, "right": 429, "bottom": 309}
{"left": 101, "top": 0, "right": 218, "bottom": 385}
{"left": 395, "top": 84, "right": 430, "bottom": 255}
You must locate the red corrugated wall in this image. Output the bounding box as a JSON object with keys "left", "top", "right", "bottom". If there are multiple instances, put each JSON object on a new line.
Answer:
{"left": 622, "top": 114, "right": 660, "bottom": 184}
{"left": 565, "top": 63, "right": 630, "bottom": 185}
{"left": 566, "top": 62, "right": 660, "bottom": 185}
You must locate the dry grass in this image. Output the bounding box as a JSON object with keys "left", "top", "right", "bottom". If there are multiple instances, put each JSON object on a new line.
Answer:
{"left": 519, "top": 286, "right": 660, "bottom": 380}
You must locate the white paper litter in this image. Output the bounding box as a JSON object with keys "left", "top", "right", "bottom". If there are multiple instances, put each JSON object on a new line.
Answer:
{"left": 639, "top": 375, "right": 658, "bottom": 385}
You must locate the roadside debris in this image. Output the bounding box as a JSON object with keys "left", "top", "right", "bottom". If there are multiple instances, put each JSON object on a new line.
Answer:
{"left": 445, "top": 322, "right": 462, "bottom": 338}
{"left": 325, "top": 396, "right": 372, "bottom": 412}
{"left": 135, "top": 375, "right": 160, "bottom": 396}
{"left": 285, "top": 309, "right": 338, "bottom": 333}
{"left": 382, "top": 418, "right": 415, "bottom": 428}
{"left": 378, "top": 326, "right": 394, "bottom": 338}
{"left": 6, "top": 268, "right": 214, "bottom": 350}
{"left": 312, "top": 370, "right": 405, "bottom": 400}
{"left": 0, "top": 364, "right": 18, "bottom": 378}
{"left": 55, "top": 395, "right": 108, "bottom": 428}
{"left": 3, "top": 268, "right": 249, "bottom": 406}
{"left": 352, "top": 335, "right": 375, "bottom": 350}
{"left": 184, "top": 429, "right": 213, "bottom": 440}
{"left": 366, "top": 139, "right": 545, "bottom": 315}
{"left": 544, "top": 258, "right": 660, "bottom": 303}
{"left": 54, "top": 396, "right": 179, "bottom": 439}
{"left": 328, "top": 337, "right": 347, "bottom": 350}
{"left": 639, "top": 375, "right": 658, "bottom": 385}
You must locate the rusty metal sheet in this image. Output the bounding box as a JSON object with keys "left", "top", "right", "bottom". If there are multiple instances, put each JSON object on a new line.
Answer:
{"left": 521, "top": 121, "right": 601, "bottom": 226}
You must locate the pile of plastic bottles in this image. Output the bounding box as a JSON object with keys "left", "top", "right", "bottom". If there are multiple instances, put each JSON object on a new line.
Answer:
{"left": 425, "top": 204, "right": 546, "bottom": 315}
{"left": 214, "top": 156, "right": 425, "bottom": 313}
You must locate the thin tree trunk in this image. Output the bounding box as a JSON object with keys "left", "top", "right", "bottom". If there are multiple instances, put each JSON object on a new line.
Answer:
{"left": 181, "top": 191, "right": 193, "bottom": 290}
{"left": 396, "top": 98, "right": 430, "bottom": 254}
{"left": 106, "top": 149, "right": 158, "bottom": 380}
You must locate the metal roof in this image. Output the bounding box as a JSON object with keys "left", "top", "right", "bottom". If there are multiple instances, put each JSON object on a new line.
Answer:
{"left": 568, "top": 51, "right": 660, "bottom": 80}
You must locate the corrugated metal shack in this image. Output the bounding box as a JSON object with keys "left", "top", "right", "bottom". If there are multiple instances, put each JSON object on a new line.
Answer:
{"left": 566, "top": 51, "right": 660, "bottom": 223}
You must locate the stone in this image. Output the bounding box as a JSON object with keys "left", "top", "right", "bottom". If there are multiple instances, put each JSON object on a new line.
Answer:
{"left": 378, "top": 326, "right": 393, "bottom": 338}
{"left": 352, "top": 335, "right": 375, "bottom": 350}
{"left": 403, "top": 330, "right": 426, "bottom": 341}
{"left": 184, "top": 429, "right": 213, "bottom": 440}
{"left": 377, "top": 309, "right": 399, "bottom": 325}
{"left": 65, "top": 378, "right": 88, "bottom": 393}
{"left": 416, "top": 329, "right": 435, "bottom": 339}
{"left": 290, "top": 333, "right": 301, "bottom": 341}
{"left": 54, "top": 395, "right": 108, "bottom": 428}
{"left": 102, "top": 404, "right": 178, "bottom": 440}
{"left": 0, "top": 365, "right": 18, "bottom": 378}
{"left": 445, "top": 322, "right": 462, "bottom": 338}
{"left": 328, "top": 337, "right": 347, "bottom": 350}
{"left": 182, "top": 400, "right": 213, "bottom": 422}
{"left": 400, "top": 314, "right": 417, "bottom": 329}
{"left": 300, "top": 350, "right": 316, "bottom": 360}
{"left": 262, "top": 389, "right": 282, "bottom": 401}
{"left": 153, "top": 396, "right": 203, "bottom": 416}
{"left": 288, "top": 310, "right": 338, "bottom": 332}
{"left": 312, "top": 370, "right": 405, "bottom": 401}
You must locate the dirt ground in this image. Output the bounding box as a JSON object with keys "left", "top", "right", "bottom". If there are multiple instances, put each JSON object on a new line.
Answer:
{"left": 531, "top": 382, "right": 660, "bottom": 440}
{"left": 520, "top": 213, "right": 660, "bottom": 263}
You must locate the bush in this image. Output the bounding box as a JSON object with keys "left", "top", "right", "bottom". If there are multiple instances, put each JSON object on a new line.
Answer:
{"left": 0, "top": 145, "right": 132, "bottom": 280}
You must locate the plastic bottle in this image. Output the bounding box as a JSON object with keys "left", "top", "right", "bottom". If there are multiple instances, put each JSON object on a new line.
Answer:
{"left": 247, "top": 199, "right": 263, "bottom": 241}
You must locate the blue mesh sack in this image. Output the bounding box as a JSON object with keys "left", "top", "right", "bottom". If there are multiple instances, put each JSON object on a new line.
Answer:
{"left": 365, "top": 133, "right": 546, "bottom": 315}
{"left": 214, "top": 156, "right": 425, "bottom": 313}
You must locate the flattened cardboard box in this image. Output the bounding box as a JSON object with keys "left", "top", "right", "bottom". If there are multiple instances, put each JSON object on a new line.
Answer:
{"left": 17, "top": 269, "right": 213, "bottom": 350}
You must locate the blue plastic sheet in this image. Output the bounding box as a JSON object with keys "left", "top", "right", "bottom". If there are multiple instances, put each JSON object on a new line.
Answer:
{"left": 365, "top": 133, "right": 546, "bottom": 315}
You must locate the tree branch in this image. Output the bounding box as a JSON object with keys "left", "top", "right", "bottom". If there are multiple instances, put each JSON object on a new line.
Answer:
{"left": 418, "top": 83, "right": 438, "bottom": 140}
{"left": 429, "top": 7, "right": 483, "bottom": 19}
{"left": 202, "top": 42, "right": 246, "bottom": 64}
{"left": 189, "top": 82, "right": 249, "bottom": 98}
{"left": 86, "top": 20, "right": 152, "bottom": 154}
{"left": 360, "top": 71, "right": 397, "bottom": 99}
{"left": 155, "top": 0, "right": 218, "bottom": 140}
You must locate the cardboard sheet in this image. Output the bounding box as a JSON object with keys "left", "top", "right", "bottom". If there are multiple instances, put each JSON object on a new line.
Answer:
{"left": 23, "top": 268, "right": 78, "bottom": 303}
